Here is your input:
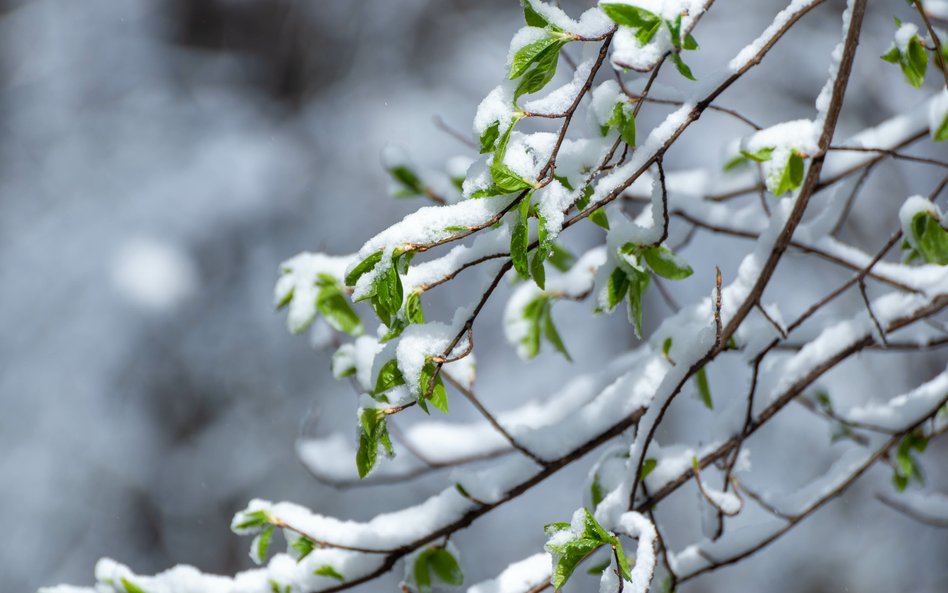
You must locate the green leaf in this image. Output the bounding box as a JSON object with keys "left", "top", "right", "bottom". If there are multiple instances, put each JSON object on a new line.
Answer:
{"left": 314, "top": 565, "right": 345, "bottom": 582}
{"left": 389, "top": 165, "right": 426, "bottom": 197}
{"left": 542, "top": 300, "right": 572, "bottom": 361}
{"left": 369, "top": 256, "right": 406, "bottom": 327}
{"left": 514, "top": 39, "right": 566, "bottom": 99}
{"left": 291, "top": 536, "right": 316, "bottom": 561}
{"left": 603, "top": 101, "right": 636, "bottom": 148}
{"left": 380, "top": 318, "right": 408, "bottom": 343}
{"left": 316, "top": 275, "right": 363, "bottom": 336}
{"left": 471, "top": 185, "right": 508, "bottom": 199}
{"left": 740, "top": 147, "right": 775, "bottom": 162}
{"left": 666, "top": 15, "right": 683, "bottom": 49}
{"left": 642, "top": 457, "right": 658, "bottom": 479}
{"left": 405, "top": 291, "right": 426, "bottom": 324}
{"left": 549, "top": 243, "right": 576, "bottom": 271}
{"left": 234, "top": 509, "right": 271, "bottom": 531}
{"left": 544, "top": 522, "right": 571, "bottom": 536}
{"left": 614, "top": 540, "right": 633, "bottom": 582}
{"left": 771, "top": 151, "right": 805, "bottom": 196}
{"left": 255, "top": 525, "right": 274, "bottom": 564}
{"left": 531, "top": 250, "right": 546, "bottom": 289}
{"left": 428, "top": 548, "right": 464, "bottom": 586}
{"left": 934, "top": 109, "right": 948, "bottom": 142}
{"left": 532, "top": 210, "right": 552, "bottom": 289}
{"left": 881, "top": 33, "right": 928, "bottom": 88}
{"left": 670, "top": 52, "right": 695, "bottom": 81}
{"left": 589, "top": 207, "right": 610, "bottom": 229}
{"left": 606, "top": 266, "right": 630, "bottom": 311}
{"left": 581, "top": 507, "right": 613, "bottom": 542}
{"left": 683, "top": 32, "right": 699, "bottom": 50}
{"left": 881, "top": 45, "right": 901, "bottom": 64}
{"left": 723, "top": 154, "right": 748, "bottom": 172}
{"left": 121, "top": 579, "right": 147, "bottom": 593}
{"left": 479, "top": 121, "right": 501, "bottom": 154}
{"left": 893, "top": 431, "right": 928, "bottom": 491}
{"left": 345, "top": 251, "right": 383, "bottom": 287}
{"left": 511, "top": 195, "right": 532, "bottom": 278}
{"left": 626, "top": 266, "right": 651, "bottom": 338}
{"left": 374, "top": 358, "right": 405, "bottom": 396}
{"left": 415, "top": 550, "right": 433, "bottom": 593}
{"left": 642, "top": 246, "right": 693, "bottom": 280}
{"left": 904, "top": 35, "right": 929, "bottom": 88}
{"left": 600, "top": 3, "right": 661, "bottom": 30}
{"left": 661, "top": 337, "right": 672, "bottom": 360}
{"left": 509, "top": 36, "right": 564, "bottom": 80}
{"left": 911, "top": 212, "right": 948, "bottom": 265}
{"left": 492, "top": 163, "right": 534, "bottom": 193}
{"left": 522, "top": 0, "right": 550, "bottom": 27}
{"left": 356, "top": 408, "right": 393, "bottom": 479}
{"left": 576, "top": 184, "right": 609, "bottom": 230}
{"left": 455, "top": 482, "right": 474, "bottom": 500}
{"left": 521, "top": 296, "right": 546, "bottom": 359}
{"left": 635, "top": 18, "right": 663, "bottom": 45}
{"left": 420, "top": 362, "right": 449, "bottom": 413}
{"left": 275, "top": 285, "right": 294, "bottom": 310}
{"left": 694, "top": 366, "right": 713, "bottom": 409}
{"left": 551, "top": 538, "right": 603, "bottom": 589}
{"left": 618, "top": 102, "right": 638, "bottom": 145}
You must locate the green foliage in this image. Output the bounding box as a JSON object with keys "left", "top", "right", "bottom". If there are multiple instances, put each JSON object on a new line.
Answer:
{"left": 121, "top": 578, "right": 147, "bottom": 593}
{"left": 291, "top": 536, "right": 316, "bottom": 561}
{"left": 254, "top": 525, "right": 274, "bottom": 564}
{"left": 607, "top": 243, "right": 692, "bottom": 337}
{"left": 387, "top": 164, "right": 427, "bottom": 198}
{"left": 892, "top": 431, "right": 928, "bottom": 491}
{"left": 479, "top": 121, "right": 501, "bottom": 154}
{"left": 234, "top": 509, "right": 272, "bottom": 531}
{"left": 601, "top": 4, "right": 662, "bottom": 45}
{"left": 669, "top": 52, "right": 695, "bottom": 81}
{"left": 694, "top": 366, "right": 713, "bottom": 409}
{"left": 576, "top": 184, "right": 609, "bottom": 229}
{"left": 544, "top": 509, "right": 632, "bottom": 590}
{"left": 374, "top": 358, "right": 406, "bottom": 398}
{"left": 412, "top": 546, "right": 464, "bottom": 593}
{"left": 417, "top": 361, "right": 449, "bottom": 414}
{"left": 315, "top": 274, "right": 363, "bottom": 336}
{"left": 509, "top": 32, "right": 570, "bottom": 100}
{"left": 601, "top": 100, "right": 637, "bottom": 148}
{"left": 601, "top": 6, "right": 697, "bottom": 78}
{"left": 880, "top": 22, "right": 928, "bottom": 88}
{"left": 904, "top": 211, "right": 948, "bottom": 265}
{"left": 548, "top": 242, "right": 577, "bottom": 272}
{"left": 641, "top": 246, "right": 694, "bottom": 280}
{"left": 345, "top": 251, "right": 383, "bottom": 286}
{"left": 511, "top": 195, "right": 532, "bottom": 278}
{"left": 934, "top": 109, "right": 948, "bottom": 142}
{"left": 769, "top": 151, "right": 806, "bottom": 196}
{"left": 314, "top": 565, "right": 345, "bottom": 582}
{"left": 725, "top": 146, "right": 776, "bottom": 171}
{"left": 522, "top": 0, "right": 551, "bottom": 28}
{"left": 356, "top": 408, "right": 395, "bottom": 479}
{"left": 520, "top": 295, "right": 572, "bottom": 360}
{"left": 405, "top": 291, "right": 426, "bottom": 324}
{"left": 348, "top": 250, "right": 414, "bottom": 330}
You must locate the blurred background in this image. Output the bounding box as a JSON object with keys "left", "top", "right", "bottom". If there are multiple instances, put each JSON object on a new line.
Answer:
{"left": 2, "top": 0, "right": 946, "bottom": 591}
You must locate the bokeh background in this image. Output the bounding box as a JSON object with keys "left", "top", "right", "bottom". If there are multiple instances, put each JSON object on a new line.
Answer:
{"left": 2, "top": 0, "right": 947, "bottom": 591}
